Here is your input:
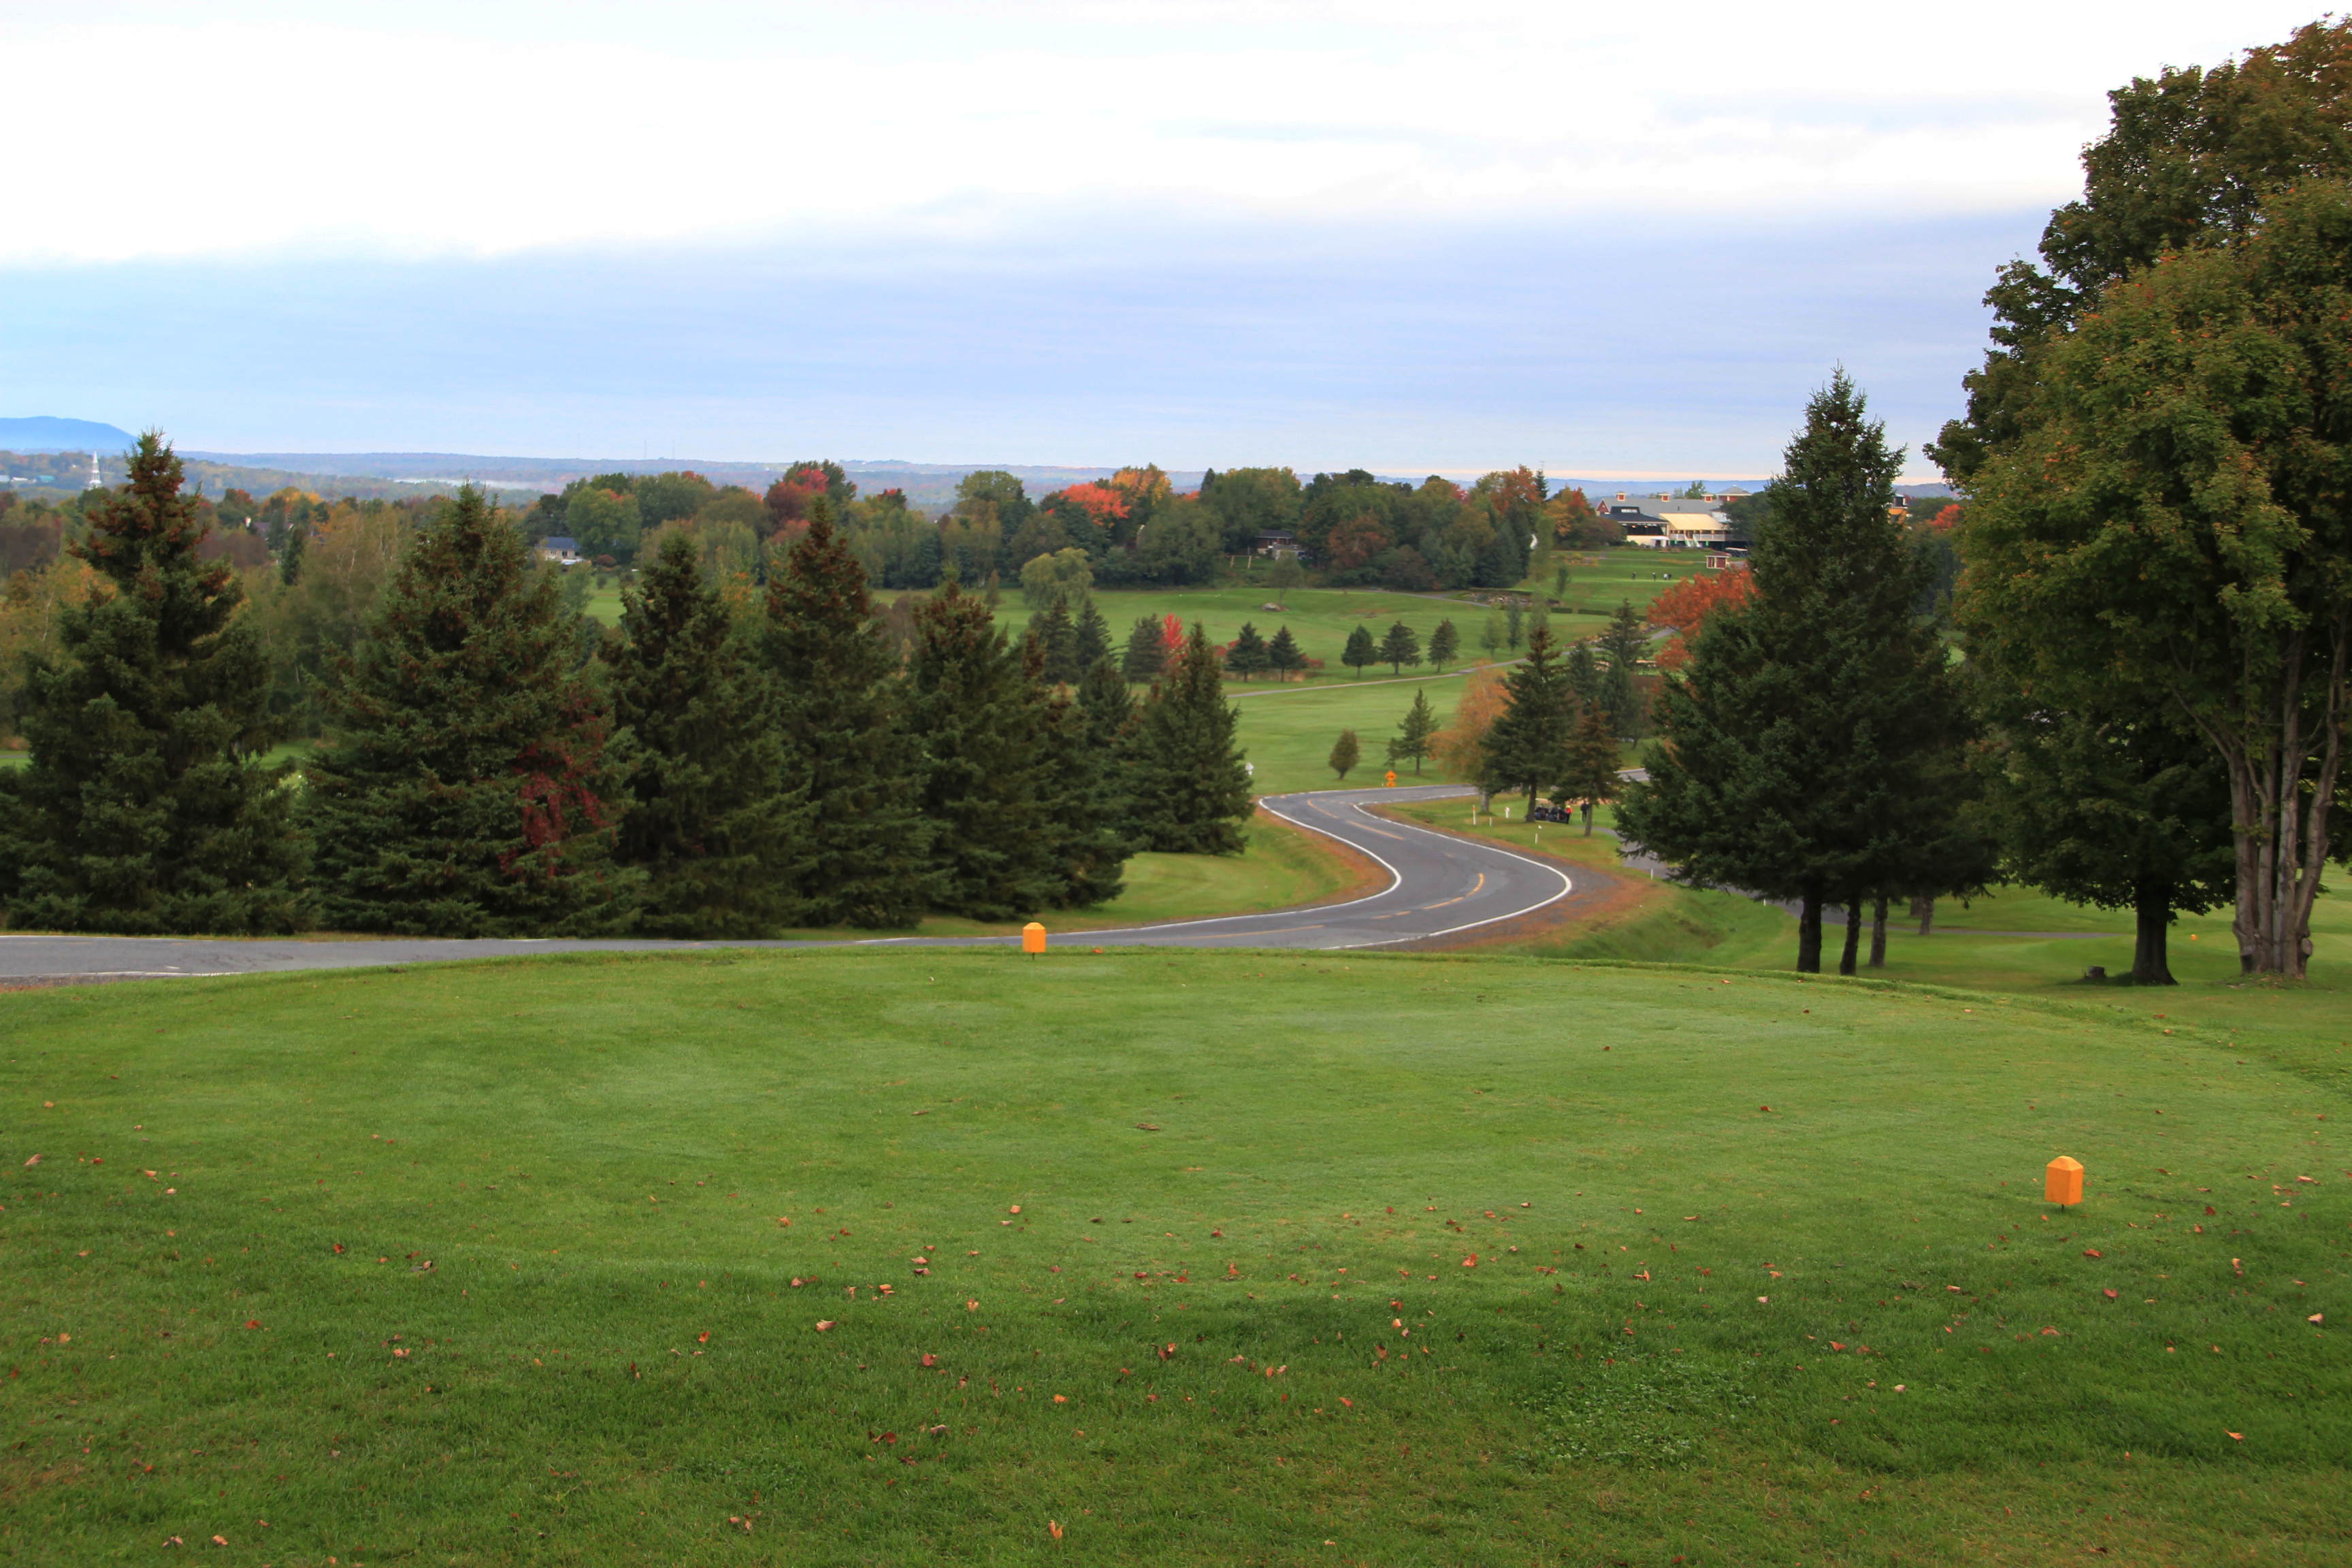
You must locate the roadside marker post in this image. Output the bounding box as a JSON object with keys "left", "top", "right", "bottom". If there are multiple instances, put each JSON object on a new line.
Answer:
{"left": 2045, "top": 1155, "right": 2084, "bottom": 1207}
{"left": 1022, "top": 922, "right": 1047, "bottom": 958}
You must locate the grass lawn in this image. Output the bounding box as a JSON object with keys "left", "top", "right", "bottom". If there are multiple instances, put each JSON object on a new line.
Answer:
{"left": 7, "top": 947, "right": 2345, "bottom": 1565}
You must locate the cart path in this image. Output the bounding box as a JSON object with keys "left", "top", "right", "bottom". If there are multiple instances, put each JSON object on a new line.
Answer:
{"left": 0, "top": 785, "right": 1582, "bottom": 985}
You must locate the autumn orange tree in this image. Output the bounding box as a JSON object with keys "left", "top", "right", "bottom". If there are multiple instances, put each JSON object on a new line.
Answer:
{"left": 1647, "top": 568, "right": 1756, "bottom": 670}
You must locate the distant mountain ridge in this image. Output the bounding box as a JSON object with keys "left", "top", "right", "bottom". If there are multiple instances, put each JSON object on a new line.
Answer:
{"left": 0, "top": 416, "right": 137, "bottom": 453}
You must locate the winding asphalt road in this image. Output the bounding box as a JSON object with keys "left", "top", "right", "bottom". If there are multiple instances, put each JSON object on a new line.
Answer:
{"left": 0, "top": 785, "right": 1576, "bottom": 985}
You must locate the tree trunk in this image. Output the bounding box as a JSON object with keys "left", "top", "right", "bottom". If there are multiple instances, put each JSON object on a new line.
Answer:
{"left": 2132, "top": 881, "right": 2176, "bottom": 986}
{"left": 1868, "top": 894, "right": 1889, "bottom": 968}
{"left": 1838, "top": 894, "right": 1862, "bottom": 976}
{"left": 1910, "top": 894, "right": 1935, "bottom": 936}
{"left": 2211, "top": 610, "right": 2347, "bottom": 979}
{"left": 1797, "top": 887, "right": 1823, "bottom": 974}
{"left": 1581, "top": 800, "right": 1595, "bottom": 836}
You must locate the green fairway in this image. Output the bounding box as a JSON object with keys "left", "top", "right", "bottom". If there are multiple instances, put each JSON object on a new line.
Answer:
{"left": 7, "top": 948, "right": 2345, "bottom": 1565}
{"left": 989, "top": 587, "right": 1601, "bottom": 682}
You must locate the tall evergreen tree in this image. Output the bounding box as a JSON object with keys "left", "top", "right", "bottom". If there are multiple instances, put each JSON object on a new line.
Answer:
{"left": 1073, "top": 596, "right": 1112, "bottom": 672}
{"left": 306, "top": 486, "right": 634, "bottom": 936}
{"left": 1034, "top": 647, "right": 1133, "bottom": 910}
{"left": 1556, "top": 702, "right": 1621, "bottom": 835}
{"left": 1026, "top": 598, "right": 1081, "bottom": 685}
{"left": 1597, "top": 602, "right": 1649, "bottom": 736}
{"left": 1479, "top": 624, "right": 1575, "bottom": 812}
{"left": 1387, "top": 689, "right": 1438, "bottom": 774}
{"left": 1226, "top": 621, "right": 1271, "bottom": 681}
{"left": 1504, "top": 601, "right": 1524, "bottom": 649}
{"left": 1618, "top": 372, "right": 1974, "bottom": 973}
{"left": 1127, "top": 623, "right": 1254, "bottom": 853}
{"left": 1565, "top": 639, "right": 1602, "bottom": 708}
{"left": 762, "top": 513, "right": 934, "bottom": 926}
{"left": 1426, "top": 618, "right": 1460, "bottom": 669}
{"left": 911, "top": 583, "right": 1058, "bottom": 919}
{"left": 1329, "top": 728, "right": 1362, "bottom": 781}
{"left": 1341, "top": 623, "right": 1377, "bottom": 678}
{"left": 605, "top": 531, "right": 806, "bottom": 936}
{"left": 1378, "top": 619, "right": 1421, "bottom": 674}
{"left": 1267, "top": 624, "right": 1305, "bottom": 681}
{"left": 0, "top": 432, "right": 306, "bottom": 934}
{"left": 1122, "top": 615, "right": 1167, "bottom": 683}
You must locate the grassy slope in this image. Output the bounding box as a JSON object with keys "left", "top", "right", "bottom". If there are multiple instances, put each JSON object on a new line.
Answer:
{"left": 1384, "top": 802, "right": 2352, "bottom": 1092}
{"left": 5, "top": 949, "right": 2343, "bottom": 1565}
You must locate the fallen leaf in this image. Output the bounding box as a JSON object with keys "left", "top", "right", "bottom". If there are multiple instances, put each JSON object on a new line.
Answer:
{"left": 1049, "top": 1520, "right": 1064, "bottom": 1540}
{"left": 2103, "top": 1290, "right": 2119, "bottom": 1301}
{"left": 2082, "top": 1250, "right": 2102, "bottom": 1259}
{"left": 2227, "top": 1431, "right": 2244, "bottom": 1441}
{"left": 2311, "top": 1314, "right": 2325, "bottom": 1324}
{"left": 815, "top": 1320, "right": 836, "bottom": 1332}
{"left": 921, "top": 1353, "right": 938, "bottom": 1367}
{"left": 244, "top": 1320, "right": 262, "bottom": 1329}
{"left": 697, "top": 1331, "right": 711, "bottom": 1343}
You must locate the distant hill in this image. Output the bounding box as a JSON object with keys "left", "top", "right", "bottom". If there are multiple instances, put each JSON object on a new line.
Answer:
{"left": 0, "top": 417, "right": 135, "bottom": 453}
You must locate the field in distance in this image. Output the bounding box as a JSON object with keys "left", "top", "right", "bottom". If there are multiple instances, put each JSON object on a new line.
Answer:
{"left": 8, "top": 946, "right": 2342, "bottom": 1565}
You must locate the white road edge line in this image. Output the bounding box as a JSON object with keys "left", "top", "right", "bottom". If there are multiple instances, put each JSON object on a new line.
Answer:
{"left": 1323, "top": 803, "right": 1575, "bottom": 949}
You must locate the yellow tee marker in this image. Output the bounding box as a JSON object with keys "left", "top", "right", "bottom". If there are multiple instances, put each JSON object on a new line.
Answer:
{"left": 1022, "top": 921, "right": 1047, "bottom": 956}
{"left": 2045, "top": 1155, "right": 2084, "bottom": 1207}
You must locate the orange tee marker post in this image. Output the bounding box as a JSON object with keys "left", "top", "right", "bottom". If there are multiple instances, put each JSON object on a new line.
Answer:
{"left": 1384, "top": 770, "right": 1396, "bottom": 788}
{"left": 1021, "top": 921, "right": 1047, "bottom": 957}
{"left": 2045, "top": 1155, "right": 2084, "bottom": 1207}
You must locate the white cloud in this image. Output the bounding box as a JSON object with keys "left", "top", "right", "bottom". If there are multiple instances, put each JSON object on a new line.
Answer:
{"left": 5, "top": 1, "right": 2321, "bottom": 263}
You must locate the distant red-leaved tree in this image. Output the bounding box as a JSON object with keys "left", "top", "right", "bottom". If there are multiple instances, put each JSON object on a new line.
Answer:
{"left": 1049, "top": 481, "right": 1130, "bottom": 528}
{"left": 1647, "top": 566, "right": 1755, "bottom": 670}
{"left": 1160, "top": 612, "right": 1183, "bottom": 651}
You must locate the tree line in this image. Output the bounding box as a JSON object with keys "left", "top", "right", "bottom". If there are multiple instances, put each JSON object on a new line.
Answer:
{"left": 0, "top": 444, "right": 1254, "bottom": 938}
{"left": 509, "top": 456, "right": 1646, "bottom": 597}
{"left": 1452, "top": 20, "right": 2352, "bottom": 984}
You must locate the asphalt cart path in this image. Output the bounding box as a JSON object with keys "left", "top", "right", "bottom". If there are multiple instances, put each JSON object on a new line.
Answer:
{"left": 0, "top": 785, "right": 1575, "bottom": 985}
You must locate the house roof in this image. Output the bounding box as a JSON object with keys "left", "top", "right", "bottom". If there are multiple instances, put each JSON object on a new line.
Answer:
{"left": 540, "top": 536, "right": 579, "bottom": 552}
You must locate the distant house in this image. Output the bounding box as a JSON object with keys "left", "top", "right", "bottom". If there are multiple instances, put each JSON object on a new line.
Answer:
{"left": 1255, "top": 530, "right": 1300, "bottom": 558}
{"left": 1608, "top": 501, "right": 1731, "bottom": 549}
{"left": 537, "top": 536, "right": 583, "bottom": 566}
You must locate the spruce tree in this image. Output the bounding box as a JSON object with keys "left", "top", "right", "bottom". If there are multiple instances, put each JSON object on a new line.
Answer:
{"left": 1027, "top": 597, "right": 1080, "bottom": 684}
{"left": 1226, "top": 621, "right": 1271, "bottom": 681}
{"left": 606, "top": 531, "right": 806, "bottom": 936}
{"left": 1034, "top": 648, "right": 1133, "bottom": 909}
{"left": 1073, "top": 596, "right": 1112, "bottom": 672}
{"left": 1342, "top": 623, "right": 1377, "bottom": 678}
{"left": 306, "top": 486, "right": 632, "bottom": 936}
{"left": 1378, "top": 619, "right": 1420, "bottom": 674}
{"left": 1329, "top": 729, "right": 1362, "bottom": 781}
{"left": 1267, "top": 625, "right": 1305, "bottom": 681}
{"left": 1122, "top": 615, "right": 1167, "bottom": 683}
{"left": 1387, "top": 689, "right": 1437, "bottom": 774}
{"left": 1127, "top": 623, "right": 1254, "bottom": 853}
{"left": 0, "top": 433, "right": 305, "bottom": 934}
{"left": 1556, "top": 702, "right": 1622, "bottom": 834}
{"left": 911, "top": 585, "right": 1058, "bottom": 919}
{"left": 1479, "top": 624, "right": 1574, "bottom": 812}
{"left": 1616, "top": 372, "right": 1974, "bottom": 973}
{"left": 762, "top": 513, "right": 934, "bottom": 926}
{"left": 1426, "top": 619, "right": 1460, "bottom": 669}
{"left": 1597, "top": 602, "right": 1649, "bottom": 734}
{"left": 1565, "top": 640, "right": 1602, "bottom": 707}
{"left": 1505, "top": 601, "right": 1524, "bottom": 649}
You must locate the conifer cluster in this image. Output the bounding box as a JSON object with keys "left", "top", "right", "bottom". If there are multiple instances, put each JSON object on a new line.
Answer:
{"left": 0, "top": 459, "right": 1258, "bottom": 938}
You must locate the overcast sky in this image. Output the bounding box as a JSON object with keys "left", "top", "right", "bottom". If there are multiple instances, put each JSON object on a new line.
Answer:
{"left": 1, "top": 2, "right": 2322, "bottom": 478}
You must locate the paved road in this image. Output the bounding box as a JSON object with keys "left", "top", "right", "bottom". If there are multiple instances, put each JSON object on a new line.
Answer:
{"left": 0, "top": 785, "right": 1575, "bottom": 985}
